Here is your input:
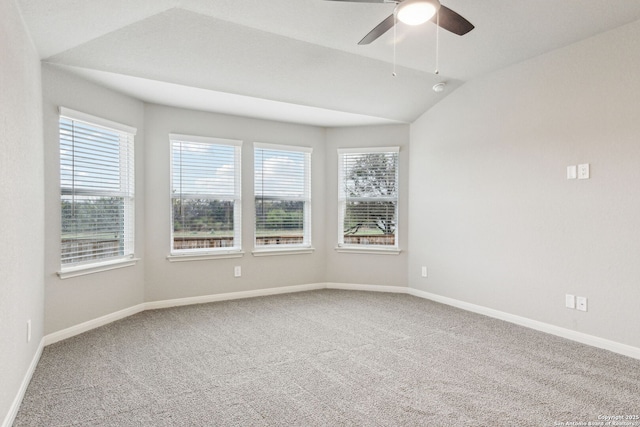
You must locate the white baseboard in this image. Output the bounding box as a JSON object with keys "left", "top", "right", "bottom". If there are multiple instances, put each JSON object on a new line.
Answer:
{"left": 44, "top": 304, "right": 146, "bottom": 346}
{"left": 41, "top": 283, "right": 640, "bottom": 362}
{"left": 44, "top": 284, "right": 326, "bottom": 345}
{"left": 325, "top": 282, "right": 407, "bottom": 294}
{"left": 144, "top": 283, "right": 326, "bottom": 310}
{"left": 407, "top": 287, "right": 640, "bottom": 360}
{"left": 2, "top": 338, "right": 44, "bottom": 427}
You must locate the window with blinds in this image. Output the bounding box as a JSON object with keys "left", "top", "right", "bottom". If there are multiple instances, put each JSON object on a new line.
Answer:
{"left": 59, "top": 108, "right": 136, "bottom": 267}
{"left": 170, "top": 134, "right": 242, "bottom": 254}
{"left": 254, "top": 143, "right": 312, "bottom": 248}
{"left": 337, "top": 147, "right": 399, "bottom": 248}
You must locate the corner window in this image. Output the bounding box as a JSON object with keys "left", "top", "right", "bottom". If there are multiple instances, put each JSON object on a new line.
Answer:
{"left": 59, "top": 108, "right": 136, "bottom": 268}
{"left": 337, "top": 147, "right": 399, "bottom": 250}
{"left": 254, "top": 143, "right": 312, "bottom": 250}
{"left": 170, "top": 134, "right": 242, "bottom": 255}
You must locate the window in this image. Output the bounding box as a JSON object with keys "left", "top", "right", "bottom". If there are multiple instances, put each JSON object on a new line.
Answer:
{"left": 337, "top": 147, "right": 399, "bottom": 251}
{"left": 254, "top": 143, "right": 312, "bottom": 250}
{"left": 170, "top": 134, "right": 242, "bottom": 256}
{"left": 59, "top": 108, "right": 136, "bottom": 269}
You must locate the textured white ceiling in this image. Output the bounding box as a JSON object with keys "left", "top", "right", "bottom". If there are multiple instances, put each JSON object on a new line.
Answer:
{"left": 53, "top": 64, "right": 404, "bottom": 127}
{"left": 16, "top": 0, "right": 640, "bottom": 126}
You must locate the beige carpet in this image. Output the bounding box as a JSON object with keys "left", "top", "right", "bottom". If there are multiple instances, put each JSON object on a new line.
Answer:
{"left": 14, "top": 290, "right": 640, "bottom": 426}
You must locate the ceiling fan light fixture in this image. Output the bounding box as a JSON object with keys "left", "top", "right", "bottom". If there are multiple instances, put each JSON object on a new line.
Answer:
{"left": 432, "top": 82, "right": 446, "bottom": 93}
{"left": 396, "top": 0, "right": 440, "bottom": 26}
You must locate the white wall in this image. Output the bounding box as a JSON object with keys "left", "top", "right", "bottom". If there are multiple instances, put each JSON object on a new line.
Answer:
{"left": 41, "top": 64, "right": 146, "bottom": 335}
{"left": 144, "top": 104, "right": 327, "bottom": 302}
{"left": 409, "top": 20, "right": 640, "bottom": 348}
{"left": 325, "top": 125, "right": 410, "bottom": 287}
{"left": 0, "top": 0, "right": 44, "bottom": 423}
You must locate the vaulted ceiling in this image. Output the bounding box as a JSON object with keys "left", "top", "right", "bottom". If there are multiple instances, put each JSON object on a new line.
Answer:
{"left": 16, "top": 0, "right": 640, "bottom": 126}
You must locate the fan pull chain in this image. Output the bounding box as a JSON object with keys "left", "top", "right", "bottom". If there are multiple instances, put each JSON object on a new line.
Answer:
{"left": 435, "top": 9, "right": 440, "bottom": 75}
{"left": 392, "top": 11, "right": 397, "bottom": 77}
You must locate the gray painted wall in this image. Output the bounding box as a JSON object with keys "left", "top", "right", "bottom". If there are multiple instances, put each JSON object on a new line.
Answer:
{"left": 408, "top": 20, "right": 640, "bottom": 348}
{"left": 42, "top": 65, "right": 146, "bottom": 335}
{"left": 0, "top": 0, "right": 44, "bottom": 422}
{"left": 39, "top": 69, "right": 410, "bottom": 335}
{"left": 7, "top": 8, "right": 640, "bottom": 424}
{"left": 325, "top": 126, "right": 410, "bottom": 287}
{"left": 143, "top": 104, "right": 328, "bottom": 302}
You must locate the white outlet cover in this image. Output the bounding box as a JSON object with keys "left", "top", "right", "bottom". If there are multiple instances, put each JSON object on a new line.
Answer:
{"left": 576, "top": 296, "right": 588, "bottom": 312}
{"left": 578, "top": 163, "right": 590, "bottom": 179}
{"left": 234, "top": 266, "right": 241, "bottom": 277}
{"left": 421, "top": 266, "right": 427, "bottom": 278}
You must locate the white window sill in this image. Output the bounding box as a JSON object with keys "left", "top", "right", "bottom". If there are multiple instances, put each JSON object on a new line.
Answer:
{"left": 335, "top": 246, "right": 402, "bottom": 255}
{"left": 252, "top": 247, "right": 315, "bottom": 257}
{"left": 167, "top": 251, "right": 244, "bottom": 262}
{"left": 57, "top": 257, "right": 140, "bottom": 279}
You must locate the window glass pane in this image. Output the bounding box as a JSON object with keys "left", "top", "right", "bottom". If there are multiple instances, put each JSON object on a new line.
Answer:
{"left": 61, "top": 195, "right": 126, "bottom": 263}
{"left": 338, "top": 150, "right": 398, "bottom": 247}
{"left": 343, "top": 152, "right": 398, "bottom": 198}
{"left": 343, "top": 200, "right": 396, "bottom": 246}
{"left": 255, "top": 150, "right": 306, "bottom": 197}
{"left": 255, "top": 200, "right": 304, "bottom": 245}
{"left": 59, "top": 115, "right": 135, "bottom": 266}
{"left": 172, "top": 199, "right": 235, "bottom": 250}
{"left": 171, "top": 138, "right": 241, "bottom": 253}
{"left": 254, "top": 146, "right": 311, "bottom": 248}
{"left": 172, "top": 142, "right": 236, "bottom": 196}
{"left": 60, "top": 119, "right": 122, "bottom": 192}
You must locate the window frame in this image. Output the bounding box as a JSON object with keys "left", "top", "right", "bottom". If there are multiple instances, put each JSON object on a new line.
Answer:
{"left": 57, "top": 107, "right": 138, "bottom": 278}
{"left": 253, "top": 142, "right": 313, "bottom": 256}
{"left": 168, "top": 134, "right": 243, "bottom": 260}
{"left": 336, "top": 146, "right": 401, "bottom": 255}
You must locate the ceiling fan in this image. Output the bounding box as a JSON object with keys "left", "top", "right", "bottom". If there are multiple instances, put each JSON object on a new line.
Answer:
{"left": 325, "top": 0, "right": 474, "bottom": 45}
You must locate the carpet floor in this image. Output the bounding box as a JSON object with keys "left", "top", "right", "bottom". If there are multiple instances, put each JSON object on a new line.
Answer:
{"left": 14, "top": 289, "right": 640, "bottom": 426}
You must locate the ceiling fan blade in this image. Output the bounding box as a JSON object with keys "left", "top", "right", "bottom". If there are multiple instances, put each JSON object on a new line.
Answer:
{"left": 358, "top": 13, "right": 395, "bottom": 45}
{"left": 431, "top": 4, "right": 474, "bottom": 36}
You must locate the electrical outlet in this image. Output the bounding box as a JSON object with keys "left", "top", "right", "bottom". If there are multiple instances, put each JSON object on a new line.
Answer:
{"left": 421, "top": 266, "right": 428, "bottom": 278}
{"left": 565, "top": 294, "right": 576, "bottom": 309}
{"left": 578, "top": 163, "right": 590, "bottom": 179}
{"left": 27, "top": 319, "right": 31, "bottom": 343}
{"left": 576, "top": 296, "right": 587, "bottom": 312}
{"left": 234, "top": 266, "right": 241, "bottom": 278}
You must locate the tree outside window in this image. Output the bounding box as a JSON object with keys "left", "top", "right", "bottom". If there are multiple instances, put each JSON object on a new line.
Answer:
{"left": 338, "top": 148, "right": 399, "bottom": 248}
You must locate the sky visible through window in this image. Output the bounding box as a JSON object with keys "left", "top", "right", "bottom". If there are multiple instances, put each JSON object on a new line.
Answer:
{"left": 172, "top": 142, "right": 236, "bottom": 197}
{"left": 254, "top": 149, "right": 305, "bottom": 198}
{"left": 60, "top": 118, "right": 122, "bottom": 192}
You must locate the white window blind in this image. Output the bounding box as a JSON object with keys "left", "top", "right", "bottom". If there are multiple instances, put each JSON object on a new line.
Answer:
{"left": 338, "top": 147, "right": 399, "bottom": 248}
{"left": 254, "top": 143, "right": 312, "bottom": 248}
{"left": 59, "top": 108, "right": 136, "bottom": 267}
{"left": 170, "top": 134, "right": 242, "bottom": 254}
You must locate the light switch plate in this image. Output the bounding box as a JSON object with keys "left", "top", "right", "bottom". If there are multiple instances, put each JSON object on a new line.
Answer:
{"left": 567, "top": 165, "right": 577, "bottom": 180}
{"left": 578, "top": 163, "right": 590, "bottom": 179}
{"left": 565, "top": 294, "right": 576, "bottom": 309}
